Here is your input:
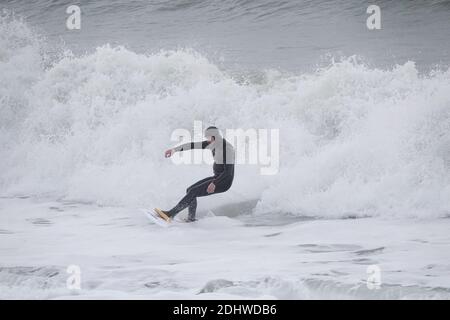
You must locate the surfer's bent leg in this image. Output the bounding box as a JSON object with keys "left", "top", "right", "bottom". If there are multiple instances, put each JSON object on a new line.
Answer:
{"left": 167, "top": 176, "right": 232, "bottom": 219}
{"left": 186, "top": 177, "right": 211, "bottom": 221}
{"left": 167, "top": 177, "right": 213, "bottom": 218}
{"left": 187, "top": 198, "right": 197, "bottom": 221}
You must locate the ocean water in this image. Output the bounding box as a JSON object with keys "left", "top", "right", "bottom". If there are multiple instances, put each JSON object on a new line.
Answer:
{"left": 1, "top": 197, "right": 450, "bottom": 299}
{"left": 3, "top": 0, "right": 450, "bottom": 72}
{"left": 0, "top": 1, "right": 450, "bottom": 299}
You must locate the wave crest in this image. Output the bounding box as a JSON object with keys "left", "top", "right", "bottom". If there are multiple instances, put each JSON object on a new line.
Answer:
{"left": 1, "top": 17, "right": 449, "bottom": 218}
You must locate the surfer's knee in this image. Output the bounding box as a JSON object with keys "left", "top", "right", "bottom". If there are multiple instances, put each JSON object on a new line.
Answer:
{"left": 186, "top": 186, "right": 198, "bottom": 197}
{"left": 186, "top": 184, "right": 198, "bottom": 194}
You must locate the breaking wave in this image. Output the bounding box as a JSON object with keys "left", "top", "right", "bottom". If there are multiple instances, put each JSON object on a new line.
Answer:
{"left": 1, "top": 15, "right": 449, "bottom": 218}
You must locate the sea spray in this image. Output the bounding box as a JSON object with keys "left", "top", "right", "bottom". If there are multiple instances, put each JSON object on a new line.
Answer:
{"left": 0, "top": 16, "right": 449, "bottom": 218}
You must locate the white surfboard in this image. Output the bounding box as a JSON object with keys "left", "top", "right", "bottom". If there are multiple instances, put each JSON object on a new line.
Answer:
{"left": 141, "top": 209, "right": 171, "bottom": 227}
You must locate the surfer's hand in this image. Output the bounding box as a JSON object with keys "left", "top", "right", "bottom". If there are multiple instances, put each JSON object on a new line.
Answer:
{"left": 207, "top": 182, "right": 216, "bottom": 194}
{"left": 165, "top": 149, "right": 174, "bottom": 158}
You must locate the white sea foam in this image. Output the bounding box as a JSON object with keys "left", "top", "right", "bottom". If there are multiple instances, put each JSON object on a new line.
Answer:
{"left": 1, "top": 197, "right": 449, "bottom": 299}
{"left": 1, "top": 16, "right": 449, "bottom": 218}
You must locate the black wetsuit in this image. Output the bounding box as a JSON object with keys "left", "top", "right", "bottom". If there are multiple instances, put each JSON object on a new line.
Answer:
{"left": 167, "top": 139, "right": 235, "bottom": 220}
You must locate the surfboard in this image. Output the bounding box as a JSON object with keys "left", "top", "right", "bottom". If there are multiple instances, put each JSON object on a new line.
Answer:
{"left": 142, "top": 208, "right": 171, "bottom": 227}
{"left": 142, "top": 208, "right": 198, "bottom": 226}
{"left": 154, "top": 208, "right": 172, "bottom": 222}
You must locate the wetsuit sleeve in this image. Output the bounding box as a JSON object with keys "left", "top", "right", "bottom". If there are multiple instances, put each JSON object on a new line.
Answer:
{"left": 174, "top": 140, "right": 209, "bottom": 152}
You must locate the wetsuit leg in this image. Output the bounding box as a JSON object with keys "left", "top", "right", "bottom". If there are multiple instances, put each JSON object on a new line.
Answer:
{"left": 186, "top": 176, "right": 213, "bottom": 194}
{"left": 186, "top": 177, "right": 212, "bottom": 221}
{"left": 187, "top": 198, "right": 197, "bottom": 221}
{"left": 168, "top": 177, "right": 214, "bottom": 218}
{"left": 168, "top": 176, "right": 232, "bottom": 219}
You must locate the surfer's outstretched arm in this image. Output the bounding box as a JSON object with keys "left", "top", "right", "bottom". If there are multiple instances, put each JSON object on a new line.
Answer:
{"left": 174, "top": 140, "right": 210, "bottom": 152}
{"left": 165, "top": 140, "right": 209, "bottom": 158}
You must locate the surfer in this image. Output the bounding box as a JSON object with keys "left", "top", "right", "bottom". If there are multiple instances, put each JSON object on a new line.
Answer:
{"left": 156, "top": 126, "right": 235, "bottom": 222}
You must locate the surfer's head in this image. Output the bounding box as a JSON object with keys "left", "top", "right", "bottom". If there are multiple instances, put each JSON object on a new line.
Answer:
{"left": 205, "top": 126, "right": 221, "bottom": 142}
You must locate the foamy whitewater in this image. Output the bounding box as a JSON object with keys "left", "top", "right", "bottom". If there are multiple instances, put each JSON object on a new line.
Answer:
{"left": 1, "top": 3, "right": 450, "bottom": 299}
